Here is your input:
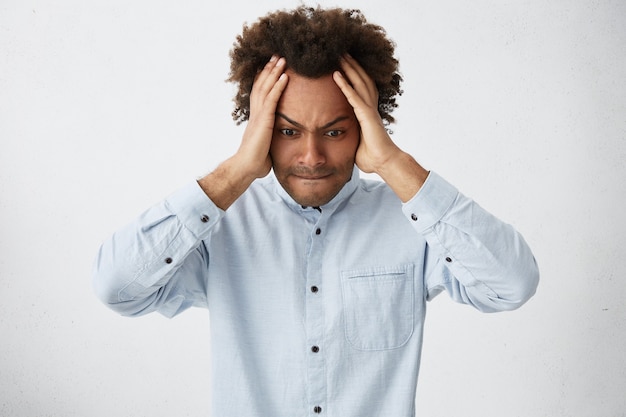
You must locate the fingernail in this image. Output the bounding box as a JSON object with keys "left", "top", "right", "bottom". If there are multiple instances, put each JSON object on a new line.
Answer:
{"left": 276, "top": 57, "right": 286, "bottom": 66}
{"left": 270, "top": 55, "right": 277, "bottom": 62}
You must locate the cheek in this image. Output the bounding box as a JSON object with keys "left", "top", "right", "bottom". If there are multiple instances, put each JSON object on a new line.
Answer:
{"left": 269, "top": 139, "right": 292, "bottom": 168}
{"left": 268, "top": 135, "right": 282, "bottom": 157}
{"left": 334, "top": 135, "right": 359, "bottom": 161}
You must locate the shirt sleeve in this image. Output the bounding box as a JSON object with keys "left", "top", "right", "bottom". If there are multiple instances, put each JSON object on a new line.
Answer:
{"left": 402, "top": 172, "right": 539, "bottom": 312}
{"left": 92, "top": 181, "right": 224, "bottom": 318}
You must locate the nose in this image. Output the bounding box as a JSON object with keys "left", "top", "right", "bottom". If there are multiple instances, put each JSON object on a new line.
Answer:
{"left": 298, "top": 135, "right": 326, "bottom": 168}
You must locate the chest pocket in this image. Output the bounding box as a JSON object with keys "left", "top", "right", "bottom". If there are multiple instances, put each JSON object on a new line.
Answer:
{"left": 341, "top": 264, "right": 415, "bottom": 351}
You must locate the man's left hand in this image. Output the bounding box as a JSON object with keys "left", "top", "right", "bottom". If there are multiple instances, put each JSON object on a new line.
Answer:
{"left": 333, "top": 55, "right": 429, "bottom": 202}
{"left": 333, "top": 55, "right": 401, "bottom": 175}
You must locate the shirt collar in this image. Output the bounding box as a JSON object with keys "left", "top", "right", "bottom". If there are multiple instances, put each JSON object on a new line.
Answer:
{"left": 271, "top": 166, "right": 360, "bottom": 214}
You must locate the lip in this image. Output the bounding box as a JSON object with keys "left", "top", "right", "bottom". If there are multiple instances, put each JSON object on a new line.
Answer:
{"left": 294, "top": 174, "right": 331, "bottom": 180}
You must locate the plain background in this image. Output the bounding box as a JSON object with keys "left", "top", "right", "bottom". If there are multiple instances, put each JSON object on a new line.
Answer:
{"left": 1, "top": 0, "right": 625, "bottom": 415}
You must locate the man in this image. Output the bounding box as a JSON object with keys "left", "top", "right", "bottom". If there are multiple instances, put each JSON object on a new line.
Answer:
{"left": 93, "top": 6, "right": 539, "bottom": 416}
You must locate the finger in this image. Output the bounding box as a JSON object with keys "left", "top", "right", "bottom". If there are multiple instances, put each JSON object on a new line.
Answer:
{"left": 340, "top": 56, "right": 378, "bottom": 103}
{"left": 251, "top": 56, "right": 276, "bottom": 91}
{"left": 264, "top": 72, "right": 289, "bottom": 109}
{"left": 334, "top": 70, "right": 386, "bottom": 132}
{"left": 333, "top": 70, "right": 368, "bottom": 113}
{"left": 253, "top": 56, "right": 287, "bottom": 99}
{"left": 345, "top": 55, "right": 378, "bottom": 98}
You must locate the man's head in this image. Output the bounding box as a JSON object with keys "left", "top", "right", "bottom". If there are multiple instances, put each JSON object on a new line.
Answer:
{"left": 228, "top": 6, "right": 401, "bottom": 207}
{"left": 228, "top": 6, "right": 402, "bottom": 125}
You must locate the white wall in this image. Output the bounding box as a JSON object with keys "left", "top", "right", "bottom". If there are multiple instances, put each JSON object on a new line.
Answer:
{"left": 1, "top": 0, "right": 625, "bottom": 415}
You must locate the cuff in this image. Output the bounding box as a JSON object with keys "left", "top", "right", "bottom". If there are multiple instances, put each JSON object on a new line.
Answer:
{"left": 401, "top": 171, "right": 458, "bottom": 233}
{"left": 164, "top": 181, "right": 224, "bottom": 240}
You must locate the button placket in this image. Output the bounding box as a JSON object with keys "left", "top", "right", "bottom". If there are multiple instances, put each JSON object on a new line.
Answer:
{"left": 305, "top": 215, "right": 326, "bottom": 415}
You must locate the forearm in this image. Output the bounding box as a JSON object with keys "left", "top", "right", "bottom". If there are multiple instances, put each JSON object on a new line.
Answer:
{"left": 375, "top": 148, "right": 538, "bottom": 309}
{"left": 404, "top": 173, "right": 539, "bottom": 311}
{"left": 93, "top": 182, "right": 220, "bottom": 316}
{"left": 375, "top": 150, "right": 430, "bottom": 203}
{"left": 197, "top": 155, "right": 258, "bottom": 211}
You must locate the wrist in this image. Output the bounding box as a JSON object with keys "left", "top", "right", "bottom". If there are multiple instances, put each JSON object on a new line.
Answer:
{"left": 377, "top": 151, "right": 429, "bottom": 203}
{"left": 372, "top": 144, "right": 403, "bottom": 174}
{"left": 198, "top": 156, "right": 258, "bottom": 211}
{"left": 228, "top": 153, "right": 267, "bottom": 184}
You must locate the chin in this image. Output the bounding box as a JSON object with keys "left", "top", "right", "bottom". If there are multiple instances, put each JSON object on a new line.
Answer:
{"left": 288, "top": 184, "right": 344, "bottom": 207}
{"left": 274, "top": 167, "right": 353, "bottom": 207}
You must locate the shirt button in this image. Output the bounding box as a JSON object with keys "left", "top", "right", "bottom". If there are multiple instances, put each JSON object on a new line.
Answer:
{"left": 411, "top": 213, "right": 418, "bottom": 221}
{"left": 315, "top": 228, "right": 321, "bottom": 235}
{"left": 311, "top": 286, "right": 319, "bottom": 293}
{"left": 200, "top": 214, "right": 210, "bottom": 223}
{"left": 165, "top": 257, "right": 173, "bottom": 264}
{"left": 445, "top": 257, "right": 452, "bottom": 262}
{"left": 311, "top": 345, "right": 319, "bottom": 353}
{"left": 313, "top": 406, "right": 322, "bottom": 413}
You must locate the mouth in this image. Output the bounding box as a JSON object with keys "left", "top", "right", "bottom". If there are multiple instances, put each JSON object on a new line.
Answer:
{"left": 294, "top": 174, "right": 332, "bottom": 181}
{"left": 297, "top": 175, "right": 327, "bottom": 179}
{"left": 288, "top": 168, "right": 334, "bottom": 179}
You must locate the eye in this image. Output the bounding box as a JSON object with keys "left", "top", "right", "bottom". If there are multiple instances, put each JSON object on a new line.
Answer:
{"left": 325, "top": 130, "right": 343, "bottom": 138}
{"left": 280, "top": 128, "right": 297, "bottom": 137}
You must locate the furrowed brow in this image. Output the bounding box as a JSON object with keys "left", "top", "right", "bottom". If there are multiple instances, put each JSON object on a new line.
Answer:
{"left": 320, "top": 116, "right": 350, "bottom": 130}
{"left": 276, "top": 112, "right": 304, "bottom": 129}
{"left": 276, "top": 112, "right": 350, "bottom": 131}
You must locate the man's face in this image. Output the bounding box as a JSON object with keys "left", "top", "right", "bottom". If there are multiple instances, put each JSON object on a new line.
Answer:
{"left": 270, "top": 70, "right": 360, "bottom": 207}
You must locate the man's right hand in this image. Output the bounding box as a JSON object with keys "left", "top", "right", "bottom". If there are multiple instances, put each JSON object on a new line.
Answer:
{"left": 237, "top": 56, "right": 289, "bottom": 180}
{"left": 197, "top": 56, "right": 288, "bottom": 210}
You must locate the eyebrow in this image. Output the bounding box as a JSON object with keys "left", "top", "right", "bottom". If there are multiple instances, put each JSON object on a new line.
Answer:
{"left": 276, "top": 112, "right": 351, "bottom": 131}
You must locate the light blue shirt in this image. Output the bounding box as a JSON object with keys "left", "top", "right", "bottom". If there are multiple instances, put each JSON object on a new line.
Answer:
{"left": 93, "top": 167, "right": 538, "bottom": 417}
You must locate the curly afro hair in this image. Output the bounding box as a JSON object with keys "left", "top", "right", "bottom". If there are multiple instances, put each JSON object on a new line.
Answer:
{"left": 227, "top": 6, "right": 402, "bottom": 125}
